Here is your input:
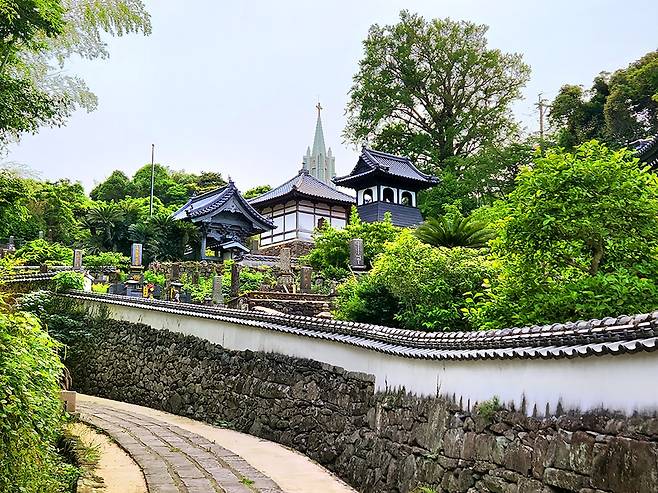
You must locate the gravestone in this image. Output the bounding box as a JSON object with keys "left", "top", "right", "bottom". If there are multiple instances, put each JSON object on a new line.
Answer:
{"left": 349, "top": 238, "right": 366, "bottom": 271}
{"left": 230, "top": 263, "right": 241, "bottom": 298}
{"left": 131, "top": 243, "right": 143, "bottom": 267}
{"left": 7, "top": 236, "right": 15, "bottom": 252}
{"left": 212, "top": 275, "right": 224, "bottom": 305}
{"left": 73, "top": 249, "right": 83, "bottom": 270}
{"left": 277, "top": 247, "right": 294, "bottom": 291}
{"left": 109, "top": 283, "right": 126, "bottom": 295}
{"left": 279, "top": 247, "right": 292, "bottom": 272}
{"left": 300, "top": 266, "right": 312, "bottom": 293}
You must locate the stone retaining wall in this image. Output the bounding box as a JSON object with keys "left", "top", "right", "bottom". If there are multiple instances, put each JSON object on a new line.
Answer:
{"left": 68, "top": 319, "right": 658, "bottom": 493}
{"left": 228, "top": 291, "right": 334, "bottom": 316}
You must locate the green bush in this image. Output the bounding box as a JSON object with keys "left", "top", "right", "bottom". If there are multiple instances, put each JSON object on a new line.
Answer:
{"left": 144, "top": 270, "right": 166, "bottom": 286}
{"left": 304, "top": 208, "right": 401, "bottom": 280}
{"left": 91, "top": 282, "right": 110, "bottom": 293}
{"left": 335, "top": 274, "right": 400, "bottom": 326}
{"left": 83, "top": 251, "right": 130, "bottom": 270}
{"left": 0, "top": 310, "right": 78, "bottom": 492}
{"left": 14, "top": 239, "right": 73, "bottom": 265}
{"left": 52, "top": 271, "right": 85, "bottom": 292}
{"left": 472, "top": 141, "right": 658, "bottom": 329}
{"left": 336, "top": 231, "right": 494, "bottom": 331}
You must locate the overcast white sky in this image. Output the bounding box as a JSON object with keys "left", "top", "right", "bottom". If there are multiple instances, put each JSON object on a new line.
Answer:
{"left": 4, "top": 0, "right": 658, "bottom": 193}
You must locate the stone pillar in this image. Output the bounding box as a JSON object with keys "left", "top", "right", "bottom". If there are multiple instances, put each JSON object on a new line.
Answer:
{"left": 212, "top": 275, "right": 224, "bottom": 305}
{"left": 200, "top": 232, "right": 207, "bottom": 260}
{"left": 7, "top": 236, "right": 15, "bottom": 252}
{"left": 300, "top": 266, "right": 312, "bottom": 293}
{"left": 349, "top": 238, "right": 366, "bottom": 271}
{"left": 230, "top": 263, "right": 241, "bottom": 298}
{"left": 250, "top": 237, "right": 259, "bottom": 253}
{"left": 73, "top": 249, "right": 83, "bottom": 270}
{"left": 38, "top": 231, "right": 44, "bottom": 240}
{"left": 277, "top": 247, "right": 293, "bottom": 291}
{"left": 279, "top": 247, "right": 291, "bottom": 272}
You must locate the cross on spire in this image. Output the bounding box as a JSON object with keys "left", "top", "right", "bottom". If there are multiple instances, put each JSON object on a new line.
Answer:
{"left": 316, "top": 101, "right": 322, "bottom": 117}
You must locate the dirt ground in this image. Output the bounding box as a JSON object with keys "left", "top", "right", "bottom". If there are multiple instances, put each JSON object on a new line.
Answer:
{"left": 70, "top": 422, "right": 147, "bottom": 493}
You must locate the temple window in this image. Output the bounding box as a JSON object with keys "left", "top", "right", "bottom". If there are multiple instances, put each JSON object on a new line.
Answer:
{"left": 382, "top": 187, "right": 395, "bottom": 203}
{"left": 401, "top": 191, "right": 413, "bottom": 206}
{"left": 362, "top": 189, "right": 373, "bottom": 204}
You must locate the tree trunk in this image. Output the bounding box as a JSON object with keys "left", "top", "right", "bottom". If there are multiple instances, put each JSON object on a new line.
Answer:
{"left": 588, "top": 239, "right": 604, "bottom": 276}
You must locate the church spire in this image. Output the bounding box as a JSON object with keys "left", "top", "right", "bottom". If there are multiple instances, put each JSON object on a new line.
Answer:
{"left": 302, "top": 101, "right": 336, "bottom": 186}
{"left": 311, "top": 102, "right": 326, "bottom": 158}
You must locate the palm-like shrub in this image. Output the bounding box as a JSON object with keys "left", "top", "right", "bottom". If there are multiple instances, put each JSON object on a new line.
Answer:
{"left": 84, "top": 202, "right": 125, "bottom": 251}
{"left": 415, "top": 214, "right": 496, "bottom": 248}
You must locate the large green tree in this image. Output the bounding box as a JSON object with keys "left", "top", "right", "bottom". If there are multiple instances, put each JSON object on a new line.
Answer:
{"left": 549, "top": 75, "right": 609, "bottom": 149}
{"left": 90, "top": 170, "right": 135, "bottom": 202}
{"left": 550, "top": 50, "right": 658, "bottom": 149}
{"left": 345, "top": 10, "right": 530, "bottom": 168}
{"left": 0, "top": 0, "right": 151, "bottom": 147}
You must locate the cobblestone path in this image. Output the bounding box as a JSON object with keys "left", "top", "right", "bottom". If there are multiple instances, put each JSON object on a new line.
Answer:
{"left": 79, "top": 402, "right": 284, "bottom": 493}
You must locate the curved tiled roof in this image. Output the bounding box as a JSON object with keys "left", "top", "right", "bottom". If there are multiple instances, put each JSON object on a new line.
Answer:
{"left": 333, "top": 148, "right": 439, "bottom": 188}
{"left": 248, "top": 169, "right": 354, "bottom": 207}
{"left": 2, "top": 272, "right": 59, "bottom": 283}
{"left": 636, "top": 134, "right": 658, "bottom": 168}
{"left": 62, "top": 291, "right": 658, "bottom": 362}
{"left": 172, "top": 180, "right": 274, "bottom": 229}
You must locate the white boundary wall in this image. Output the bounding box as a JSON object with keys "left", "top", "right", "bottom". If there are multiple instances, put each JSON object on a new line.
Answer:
{"left": 86, "top": 300, "right": 658, "bottom": 416}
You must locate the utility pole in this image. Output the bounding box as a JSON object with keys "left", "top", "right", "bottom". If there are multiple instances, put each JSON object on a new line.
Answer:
{"left": 149, "top": 144, "right": 155, "bottom": 217}
{"left": 536, "top": 93, "right": 549, "bottom": 152}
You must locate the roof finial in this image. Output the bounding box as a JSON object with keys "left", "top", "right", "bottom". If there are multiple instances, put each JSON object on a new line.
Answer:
{"left": 316, "top": 101, "right": 322, "bottom": 118}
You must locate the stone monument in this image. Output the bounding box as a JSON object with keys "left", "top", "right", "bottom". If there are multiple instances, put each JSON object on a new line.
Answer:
{"left": 349, "top": 238, "right": 366, "bottom": 272}
{"left": 300, "top": 266, "right": 312, "bottom": 293}
{"left": 212, "top": 275, "right": 224, "bottom": 305}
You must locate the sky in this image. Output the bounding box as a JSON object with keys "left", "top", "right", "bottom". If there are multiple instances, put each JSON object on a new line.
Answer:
{"left": 4, "top": 0, "right": 658, "bottom": 193}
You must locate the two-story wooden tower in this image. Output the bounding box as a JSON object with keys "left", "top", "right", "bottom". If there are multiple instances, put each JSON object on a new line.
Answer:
{"left": 333, "top": 147, "right": 438, "bottom": 227}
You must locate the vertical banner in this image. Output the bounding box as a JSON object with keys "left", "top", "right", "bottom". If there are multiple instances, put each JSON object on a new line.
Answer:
{"left": 131, "top": 243, "right": 143, "bottom": 267}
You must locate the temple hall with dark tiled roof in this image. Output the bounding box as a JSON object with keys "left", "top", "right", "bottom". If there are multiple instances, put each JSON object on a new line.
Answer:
{"left": 172, "top": 179, "right": 274, "bottom": 260}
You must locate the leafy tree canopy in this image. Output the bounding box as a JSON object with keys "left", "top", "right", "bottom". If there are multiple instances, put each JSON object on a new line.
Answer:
{"left": 243, "top": 184, "right": 272, "bottom": 200}
{"left": 550, "top": 50, "right": 658, "bottom": 149}
{"left": 304, "top": 208, "right": 401, "bottom": 280}
{"left": 473, "top": 141, "right": 658, "bottom": 328}
{"left": 345, "top": 10, "right": 530, "bottom": 168}
{"left": 336, "top": 230, "right": 493, "bottom": 331}
{"left": 0, "top": 0, "right": 151, "bottom": 147}
{"left": 92, "top": 165, "right": 227, "bottom": 207}
{"left": 89, "top": 170, "right": 135, "bottom": 202}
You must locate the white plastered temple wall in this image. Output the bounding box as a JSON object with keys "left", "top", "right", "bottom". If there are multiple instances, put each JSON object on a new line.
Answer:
{"left": 85, "top": 300, "right": 658, "bottom": 417}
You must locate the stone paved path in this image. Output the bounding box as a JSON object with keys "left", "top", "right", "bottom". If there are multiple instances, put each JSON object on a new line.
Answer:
{"left": 79, "top": 402, "right": 284, "bottom": 493}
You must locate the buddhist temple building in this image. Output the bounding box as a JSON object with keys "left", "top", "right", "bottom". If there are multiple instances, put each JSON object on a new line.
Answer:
{"left": 249, "top": 168, "right": 354, "bottom": 255}
{"left": 333, "top": 147, "right": 439, "bottom": 228}
{"left": 172, "top": 179, "right": 274, "bottom": 260}
{"left": 248, "top": 104, "right": 354, "bottom": 255}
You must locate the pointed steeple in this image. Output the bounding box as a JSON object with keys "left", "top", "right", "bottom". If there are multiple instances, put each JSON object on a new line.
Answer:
{"left": 302, "top": 101, "right": 336, "bottom": 186}
{"left": 311, "top": 102, "right": 327, "bottom": 158}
